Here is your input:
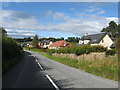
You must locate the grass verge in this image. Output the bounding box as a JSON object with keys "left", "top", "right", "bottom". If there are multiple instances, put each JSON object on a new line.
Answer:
{"left": 42, "top": 53, "right": 118, "bottom": 81}
{"left": 23, "top": 47, "right": 43, "bottom": 53}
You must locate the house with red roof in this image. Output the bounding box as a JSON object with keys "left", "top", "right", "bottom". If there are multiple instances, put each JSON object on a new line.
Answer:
{"left": 49, "top": 40, "right": 72, "bottom": 49}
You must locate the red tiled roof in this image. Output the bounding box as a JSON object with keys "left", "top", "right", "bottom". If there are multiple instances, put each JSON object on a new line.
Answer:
{"left": 66, "top": 42, "right": 72, "bottom": 47}
{"left": 50, "top": 40, "right": 72, "bottom": 47}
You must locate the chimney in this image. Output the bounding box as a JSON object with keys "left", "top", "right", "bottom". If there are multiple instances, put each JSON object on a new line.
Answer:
{"left": 85, "top": 33, "right": 88, "bottom": 36}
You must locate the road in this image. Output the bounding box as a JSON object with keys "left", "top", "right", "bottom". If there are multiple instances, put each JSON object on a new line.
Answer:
{"left": 2, "top": 50, "right": 118, "bottom": 89}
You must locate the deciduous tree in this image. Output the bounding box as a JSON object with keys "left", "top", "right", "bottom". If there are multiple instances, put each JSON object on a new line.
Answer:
{"left": 32, "top": 34, "right": 39, "bottom": 47}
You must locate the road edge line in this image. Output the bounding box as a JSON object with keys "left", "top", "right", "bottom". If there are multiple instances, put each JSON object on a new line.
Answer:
{"left": 46, "top": 75, "right": 59, "bottom": 90}
{"left": 38, "top": 63, "right": 43, "bottom": 70}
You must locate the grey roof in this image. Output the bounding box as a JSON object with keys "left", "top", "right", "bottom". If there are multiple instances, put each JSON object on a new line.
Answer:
{"left": 80, "top": 33, "right": 107, "bottom": 44}
{"left": 41, "top": 40, "right": 51, "bottom": 44}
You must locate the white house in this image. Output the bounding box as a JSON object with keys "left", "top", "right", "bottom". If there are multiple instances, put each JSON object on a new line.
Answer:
{"left": 38, "top": 40, "right": 53, "bottom": 49}
{"left": 79, "top": 33, "right": 114, "bottom": 49}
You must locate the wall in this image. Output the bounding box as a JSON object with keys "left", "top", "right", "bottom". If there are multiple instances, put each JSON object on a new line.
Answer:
{"left": 53, "top": 52, "right": 106, "bottom": 61}
{"left": 79, "top": 40, "right": 90, "bottom": 44}
{"left": 99, "top": 34, "right": 113, "bottom": 49}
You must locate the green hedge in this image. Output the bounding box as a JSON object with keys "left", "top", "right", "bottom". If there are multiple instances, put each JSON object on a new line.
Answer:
{"left": 2, "top": 37, "right": 23, "bottom": 60}
{"left": 2, "top": 36, "right": 23, "bottom": 73}
{"left": 47, "top": 45, "right": 107, "bottom": 56}
{"left": 105, "top": 49, "right": 116, "bottom": 56}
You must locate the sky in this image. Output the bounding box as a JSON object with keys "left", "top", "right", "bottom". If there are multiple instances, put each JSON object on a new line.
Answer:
{"left": 1, "top": 2, "right": 118, "bottom": 38}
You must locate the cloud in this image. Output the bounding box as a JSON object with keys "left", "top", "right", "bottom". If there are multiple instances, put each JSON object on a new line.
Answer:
{"left": 1, "top": 10, "right": 39, "bottom": 30}
{"left": 96, "top": 10, "right": 105, "bottom": 15}
{"left": 1, "top": 9, "right": 118, "bottom": 38}
{"left": 106, "top": 17, "right": 118, "bottom": 24}
{"left": 45, "top": 10, "right": 78, "bottom": 23}
{"left": 85, "top": 5, "right": 105, "bottom": 15}
{"left": 85, "top": 8, "right": 100, "bottom": 13}
{"left": 45, "top": 10, "right": 65, "bottom": 20}
{"left": 70, "top": 8, "right": 74, "bottom": 11}
{"left": 5, "top": 28, "right": 36, "bottom": 38}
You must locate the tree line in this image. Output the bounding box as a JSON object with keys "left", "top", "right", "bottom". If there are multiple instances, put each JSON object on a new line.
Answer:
{"left": 15, "top": 36, "right": 80, "bottom": 43}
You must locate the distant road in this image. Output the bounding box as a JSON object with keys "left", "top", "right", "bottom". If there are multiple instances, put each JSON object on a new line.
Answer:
{"left": 3, "top": 50, "right": 118, "bottom": 89}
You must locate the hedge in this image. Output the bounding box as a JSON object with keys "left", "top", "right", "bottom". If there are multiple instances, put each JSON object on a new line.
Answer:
{"left": 2, "top": 36, "right": 23, "bottom": 73}
{"left": 105, "top": 49, "right": 116, "bottom": 56}
{"left": 2, "top": 37, "right": 23, "bottom": 60}
{"left": 47, "top": 45, "right": 107, "bottom": 56}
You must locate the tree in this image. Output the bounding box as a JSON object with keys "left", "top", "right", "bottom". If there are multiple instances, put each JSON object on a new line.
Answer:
{"left": 116, "top": 24, "right": 120, "bottom": 37}
{"left": 32, "top": 34, "right": 39, "bottom": 47}
{"left": 28, "top": 37, "right": 32, "bottom": 41}
{"left": 60, "top": 37, "right": 64, "bottom": 40}
{"left": 0, "top": 27, "right": 7, "bottom": 37}
{"left": 101, "top": 21, "right": 118, "bottom": 38}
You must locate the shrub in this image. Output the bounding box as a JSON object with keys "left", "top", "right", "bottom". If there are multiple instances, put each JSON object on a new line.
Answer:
{"left": 105, "top": 49, "right": 116, "bottom": 56}
{"left": 47, "top": 49, "right": 56, "bottom": 55}
{"left": 2, "top": 36, "right": 23, "bottom": 73}
{"left": 2, "top": 37, "right": 23, "bottom": 60}
{"left": 91, "top": 45, "right": 107, "bottom": 52}
{"left": 75, "top": 45, "right": 91, "bottom": 56}
{"left": 46, "top": 45, "right": 107, "bottom": 56}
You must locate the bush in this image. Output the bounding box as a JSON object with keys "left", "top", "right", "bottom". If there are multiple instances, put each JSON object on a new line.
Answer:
{"left": 46, "top": 45, "right": 107, "bottom": 56}
{"left": 105, "top": 49, "right": 116, "bottom": 56}
{"left": 2, "top": 37, "right": 23, "bottom": 60}
{"left": 75, "top": 45, "right": 91, "bottom": 56}
{"left": 2, "top": 36, "right": 23, "bottom": 73}
{"left": 47, "top": 49, "right": 56, "bottom": 55}
{"left": 91, "top": 45, "right": 107, "bottom": 52}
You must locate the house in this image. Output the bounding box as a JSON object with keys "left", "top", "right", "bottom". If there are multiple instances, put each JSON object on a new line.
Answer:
{"left": 49, "top": 40, "right": 72, "bottom": 49}
{"left": 38, "top": 40, "right": 53, "bottom": 49}
{"left": 79, "top": 33, "right": 114, "bottom": 49}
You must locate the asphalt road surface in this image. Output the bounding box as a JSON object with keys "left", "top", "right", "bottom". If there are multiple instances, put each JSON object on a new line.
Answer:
{"left": 2, "top": 50, "right": 118, "bottom": 89}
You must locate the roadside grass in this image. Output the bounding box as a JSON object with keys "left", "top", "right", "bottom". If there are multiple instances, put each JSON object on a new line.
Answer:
{"left": 23, "top": 47, "right": 42, "bottom": 53}
{"left": 116, "top": 37, "right": 120, "bottom": 81}
{"left": 42, "top": 53, "right": 118, "bottom": 81}
{"left": 3, "top": 53, "right": 23, "bottom": 74}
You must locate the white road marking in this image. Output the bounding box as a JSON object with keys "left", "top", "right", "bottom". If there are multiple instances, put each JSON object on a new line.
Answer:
{"left": 37, "top": 63, "right": 43, "bottom": 70}
{"left": 36, "top": 59, "right": 38, "bottom": 62}
{"left": 46, "top": 75, "right": 59, "bottom": 90}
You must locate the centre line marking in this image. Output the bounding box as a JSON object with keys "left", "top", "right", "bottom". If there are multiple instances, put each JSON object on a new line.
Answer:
{"left": 38, "top": 63, "right": 43, "bottom": 70}
{"left": 46, "top": 75, "right": 59, "bottom": 90}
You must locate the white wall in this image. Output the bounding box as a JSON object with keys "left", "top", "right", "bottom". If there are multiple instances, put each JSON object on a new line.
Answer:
{"left": 99, "top": 34, "right": 113, "bottom": 49}
{"left": 79, "top": 40, "right": 84, "bottom": 44}
{"left": 79, "top": 40, "right": 90, "bottom": 44}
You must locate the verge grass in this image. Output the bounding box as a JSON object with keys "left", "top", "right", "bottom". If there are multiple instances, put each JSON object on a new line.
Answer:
{"left": 116, "top": 37, "right": 120, "bottom": 81}
{"left": 23, "top": 47, "right": 42, "bottom": 53}
{"left": 42, "top": 53, "right": 118, "bottom": 81}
